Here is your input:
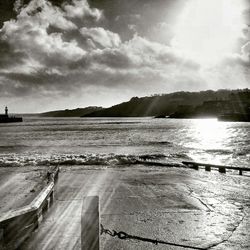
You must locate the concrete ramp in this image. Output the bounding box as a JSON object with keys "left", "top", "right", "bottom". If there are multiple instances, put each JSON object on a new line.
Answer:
{"left": 23, "top": 167, "right": 250, "bottom": 250}
{"left": 23, "top": 199, "right": 82, "bottom": 249}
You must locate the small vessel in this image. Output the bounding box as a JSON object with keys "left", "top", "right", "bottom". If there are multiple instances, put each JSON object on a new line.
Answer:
{"left": 154, "top": 115, "right": 166, "bottom": 118}
{"left": 0, "top": 107, "right": 23, "bottom": 123}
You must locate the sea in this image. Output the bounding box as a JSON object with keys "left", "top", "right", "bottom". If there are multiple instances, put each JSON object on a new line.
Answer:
{"left": 0, "top": 117, "right": 249, "bottom": 169}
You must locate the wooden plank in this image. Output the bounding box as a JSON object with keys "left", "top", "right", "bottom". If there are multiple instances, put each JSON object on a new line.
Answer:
{"left": 81, "top": 196, "right": 99, "bottom": 250}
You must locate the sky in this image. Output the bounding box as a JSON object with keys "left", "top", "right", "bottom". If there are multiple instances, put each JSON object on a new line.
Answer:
{"left": 0, "top": 0, "right": 250, "bottom": 112}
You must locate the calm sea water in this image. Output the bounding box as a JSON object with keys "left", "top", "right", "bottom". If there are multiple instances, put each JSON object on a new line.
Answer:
{"left": 0, "top": 117, "right": 249, "bottom": 168}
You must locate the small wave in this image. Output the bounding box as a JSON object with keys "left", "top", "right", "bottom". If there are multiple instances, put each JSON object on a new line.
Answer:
{"left": 0, "top": 153, "right": 171, "bottom": 168}
{"left": 205, "top": 149, "right": 232, "bottom": 155}
{"left": 205, "top": 148, "right": 249, "bottom": 157}
{"left": 99, "top": 122, "right": 141, "bottom": 125}
{"left": 145, "top": 141, "right": 173, "bottom": 146}
{"left": 0, "top": 145, "right": 30, "bottom": 149}
{"left": 168, "top": 153, "right": 192, "bottom": 160}
{"left": 137, "top": 154, "right": 166, "bottom": 161}
{"left": 232, "top": 147, "right": 250, "bottom": 157}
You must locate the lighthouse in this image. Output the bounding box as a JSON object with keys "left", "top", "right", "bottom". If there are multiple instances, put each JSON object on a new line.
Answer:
{"left": 5, "top": 106, "right": 8, "bottom": 116}
{"left": 0, "top": 106, "right": 22, "bottom": 123}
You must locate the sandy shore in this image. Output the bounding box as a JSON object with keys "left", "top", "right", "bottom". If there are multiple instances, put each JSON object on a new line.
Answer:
{"left": 0, "top": 167, "right": 47, "bottom": 214}
{"left": 13, "top": 165, "right": 248, "bottom": 250}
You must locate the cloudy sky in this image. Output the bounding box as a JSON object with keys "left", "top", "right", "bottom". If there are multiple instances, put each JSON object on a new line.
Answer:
{"left": 0, "top": 0, "right": 250, "bottom": 112}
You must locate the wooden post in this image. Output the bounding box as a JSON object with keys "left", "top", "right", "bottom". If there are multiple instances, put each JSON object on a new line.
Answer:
{"left": 205, "top": 166, "right": 211, "bottom": 171}
{"left": 81, "top": 196, "right": 99, "bottom": 250}
{"left": 219, "top": 167, "right": 226, "bottom": 173}
{"left": 192, "top": 164, "right": 199, "bottom": 170}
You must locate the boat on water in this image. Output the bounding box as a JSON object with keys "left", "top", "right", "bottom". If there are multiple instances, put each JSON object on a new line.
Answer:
{"left": 0, "top": 107, "right": 23, "bottom": 123}
{"left": 154, "top": 115, "right": 166, "bottom": 118}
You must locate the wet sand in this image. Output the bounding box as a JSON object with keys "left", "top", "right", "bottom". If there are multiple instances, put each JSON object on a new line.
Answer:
{"left": 21, "top": 165, "right": 250, "bottom": 250}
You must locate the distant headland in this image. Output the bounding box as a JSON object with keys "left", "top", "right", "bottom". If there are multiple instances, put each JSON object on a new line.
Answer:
{"left": 168, "top": 90, "right": 250, "bottom": 122}
{"left": 39, "top": 106, "right": 103, "bottom": 117}
{"left": 83, "top": 89, "right": 250, "bottom": 122}
{"left": 39, "top": 89, "right": 250, "bottom": 122}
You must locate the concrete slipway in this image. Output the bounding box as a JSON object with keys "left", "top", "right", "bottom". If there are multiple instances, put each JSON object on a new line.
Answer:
{"left": 22, "top": 165, "right": 250, "bottom": 250}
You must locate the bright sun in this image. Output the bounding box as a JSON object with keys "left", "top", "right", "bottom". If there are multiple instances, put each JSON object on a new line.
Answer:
{"left": 171, "top": 0, "right": 245, "bottom": 64}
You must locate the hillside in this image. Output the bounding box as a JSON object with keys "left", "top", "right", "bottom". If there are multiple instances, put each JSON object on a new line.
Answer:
{"left": 84, "top": 89, "right": 247, "bottom": 117}
{"left": 40, "top": 107, "right": 103, "bottom": 117}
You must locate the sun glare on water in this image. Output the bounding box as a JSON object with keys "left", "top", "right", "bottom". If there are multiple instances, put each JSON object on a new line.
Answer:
{"left": 189, "top": 119, "right": 231, "bottom": 164}
{"left": 172, "top": 0, "right": 245, "bottom": 64}
{"left": 193, "top": 119, "right": 228, "bottom": 150}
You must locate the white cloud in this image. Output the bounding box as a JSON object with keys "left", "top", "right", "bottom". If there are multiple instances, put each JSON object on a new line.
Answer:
{"left": 0, "top": 0, "right": 87, "bottom": 73}
{"left": 0, "top": 0, "right": 249, "bottom": 112}
{"left": 20, "top": 0, "right": 76, "bottom": 30}
{"left": 80, "top": 27, "right": 121, "bottom": 48}
{"left": 64, "top": 0, "right": 102, "bottom": 20}
{"left": 13, "top": 0, "right": 23, "bottom": 13}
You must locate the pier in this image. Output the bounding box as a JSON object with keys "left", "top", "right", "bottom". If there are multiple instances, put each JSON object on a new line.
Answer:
{"left": 182, "top": 161, "right": 250, "bottom": 175}
{"left": 0, "top": 107, "right": 22, "bottom": 123}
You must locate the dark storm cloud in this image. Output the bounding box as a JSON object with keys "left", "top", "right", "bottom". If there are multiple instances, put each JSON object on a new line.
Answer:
{"left": 0, "top": 0, "right": 250, "bottom": 112}
{"left": 0, "top": 0, "right": 203, "bottom": 99}
{"left": 0, "top": 40, "right": 27, "bottom": 68}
